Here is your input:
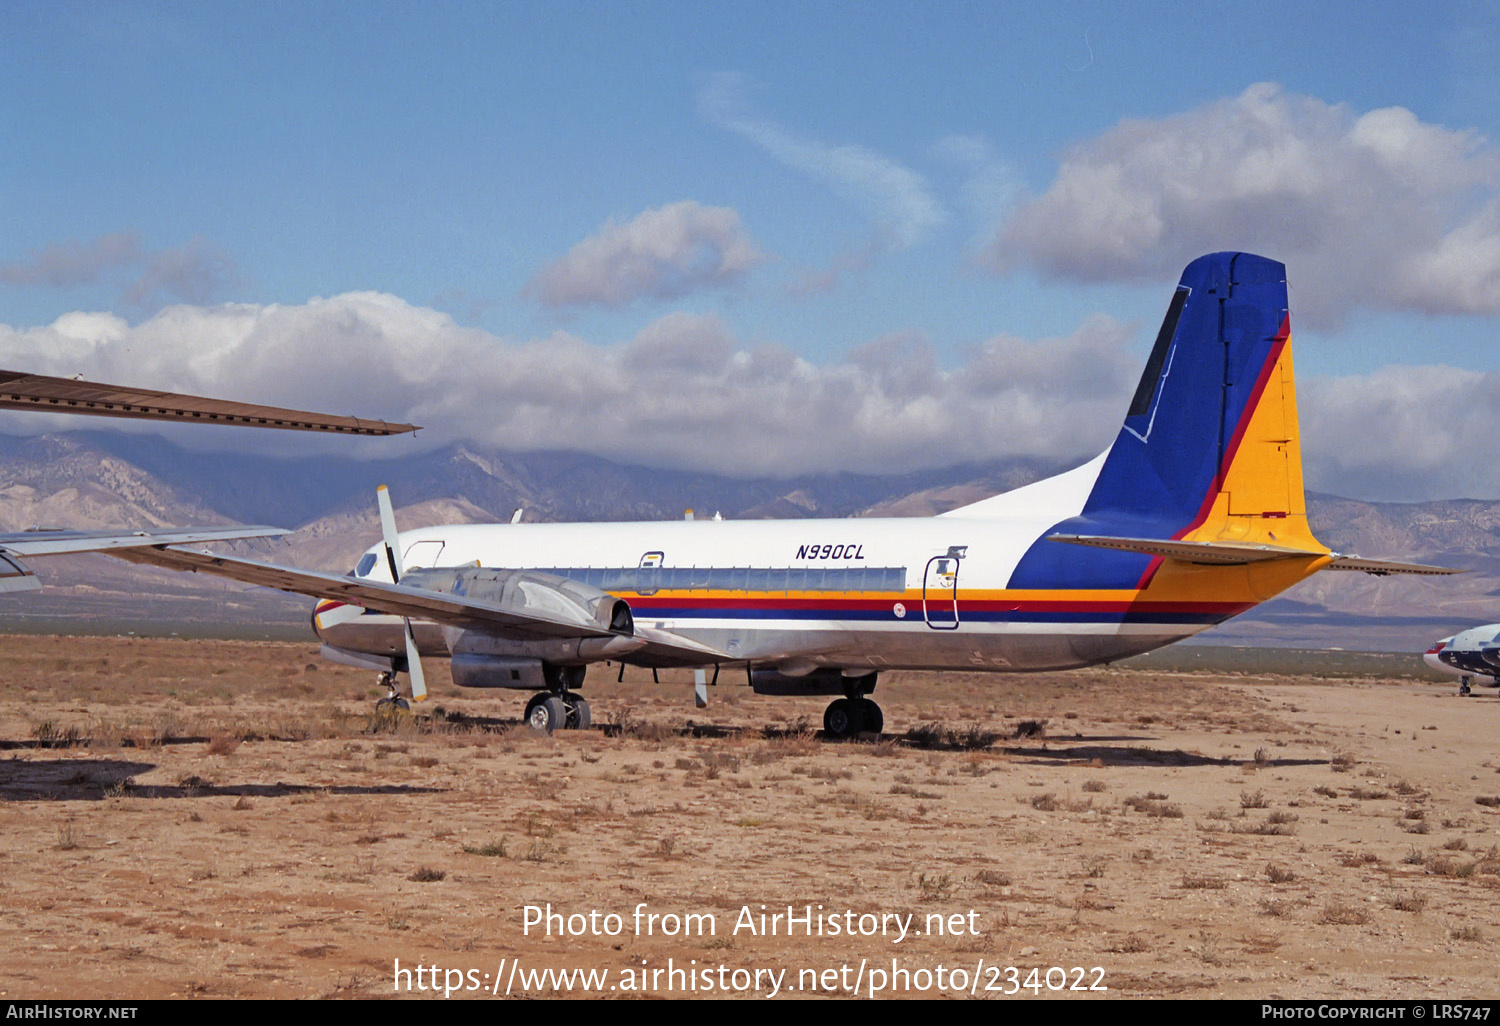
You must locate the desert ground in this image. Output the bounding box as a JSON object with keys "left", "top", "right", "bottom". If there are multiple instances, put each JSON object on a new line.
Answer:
{"left": 1, "top": 634, "right": 1497, "bottom": 1000}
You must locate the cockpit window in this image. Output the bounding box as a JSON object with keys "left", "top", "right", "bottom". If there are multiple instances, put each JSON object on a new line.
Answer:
{"left": 353, "top": 552, "right": 378, "bottom": 578}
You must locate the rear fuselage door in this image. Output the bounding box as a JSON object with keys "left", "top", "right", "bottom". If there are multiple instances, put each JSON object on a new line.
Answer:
{"left": 922, "top": 550, "right": 963, "bottom": 629}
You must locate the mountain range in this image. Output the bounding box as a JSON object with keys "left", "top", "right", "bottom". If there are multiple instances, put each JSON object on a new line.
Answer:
{"left": 0, "top": 430, "right": 1493, "bottom": 652}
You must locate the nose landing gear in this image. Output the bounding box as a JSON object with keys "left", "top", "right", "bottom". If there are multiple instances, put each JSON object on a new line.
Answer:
{"left": 374, "top": 670, "right": 410, "bottom": 712}
{"left": 823, "top": 673, "right": 882, "bottom": 740}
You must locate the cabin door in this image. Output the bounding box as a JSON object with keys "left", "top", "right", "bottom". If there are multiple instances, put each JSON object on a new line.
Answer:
{"left": 922, "top": 551, "right": 962, "bottom": 629}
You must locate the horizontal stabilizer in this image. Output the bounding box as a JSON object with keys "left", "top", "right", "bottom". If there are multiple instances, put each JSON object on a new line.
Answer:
{"left": 1047, "top": 534, "right": 1461, "bottom": 576}
{"left": 1047, "top": 534, "right": 1325, "bottom": 564}
{"left": 1322, "top": 555, "right": 1465, "bottom": 576}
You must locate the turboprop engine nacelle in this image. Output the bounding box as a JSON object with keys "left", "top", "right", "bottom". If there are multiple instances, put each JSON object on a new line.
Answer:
{"left": 400, "top": 567, "right": 645, "bottom": 688}
{"left": 448, "top": 654, "right": 551, "bottom": 690}
{"left": 401, "top": 566, "right": 635, "bottom": 637}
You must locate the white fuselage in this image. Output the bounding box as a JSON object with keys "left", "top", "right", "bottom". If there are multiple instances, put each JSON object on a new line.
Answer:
{"left": 312, "top": 456, "right": 1232, "bottom": 675}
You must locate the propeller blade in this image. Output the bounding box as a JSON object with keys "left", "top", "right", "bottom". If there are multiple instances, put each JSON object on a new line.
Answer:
{"left": 404, "top": 618, "right": 427, "bottom": 701}
{"left": 376, "top": 484, "right": 401, "bottom": 582}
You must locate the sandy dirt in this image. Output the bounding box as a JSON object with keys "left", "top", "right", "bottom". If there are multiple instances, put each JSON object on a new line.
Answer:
{"left": 1, "top": 635, "right": 1497, "bottom": 1000}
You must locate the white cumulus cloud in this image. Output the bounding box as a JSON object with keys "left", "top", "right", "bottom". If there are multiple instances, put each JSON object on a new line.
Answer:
{"left": 2, "top": 293, "right": 1486, "bottom": 499}
{"left": 0, "top": 295, "right": 1138, "bottom": 477}
{"left": 986, "top": 83, "right": 1500, "bottom": 328}
{"left": 1300, "top": 364, "right": 1500, "bottom": 501}
{"left": 523, "top": 201, "right": 764, "bottom": 308}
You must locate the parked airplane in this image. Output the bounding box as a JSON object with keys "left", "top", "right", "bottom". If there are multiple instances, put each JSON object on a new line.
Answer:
{"left": 87, "top": 252, "right": 1458, "bottom": 736}
{"left": 1424, "top": 626, "right": 1500, "bottom": 695}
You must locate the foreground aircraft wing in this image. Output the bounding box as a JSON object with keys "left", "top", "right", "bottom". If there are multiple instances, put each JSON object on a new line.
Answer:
{"left": 108, "top": 544, "right": 728, "bottom": 663}
{"left": 0, "top": 368, "right": 418, "bottom": 436}
{"left": 1048, "top": 534, "right": 1463, "bottom": 576}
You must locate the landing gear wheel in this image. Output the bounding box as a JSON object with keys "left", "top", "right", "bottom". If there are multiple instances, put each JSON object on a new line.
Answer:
{"left": 1461, "top": 676, "right": 1473, "bottom": 697}
{"left": 567, "top": 697, "right": 592, "bottom": 731}
{"left": 856, "top": 698, "right": 884, "bottom": 736}
{"left": 824, "top": 697, "right": 866, "bottom": 739}
{"left": 524, "top": 694, "right": 567, "bottom": 734}
{"left": 374, "top": 671, "right": 409, "bottom": 712}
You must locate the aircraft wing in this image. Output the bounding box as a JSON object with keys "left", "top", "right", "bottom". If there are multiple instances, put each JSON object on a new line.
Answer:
{"left": 0, "top": 525, "right": 290, "bottom": 596}
{"left": 0, "top": 525, "right": 289, "bottom": 557}
{"left": 108, "top": 544, "right": 729, "bottom": 663}
{"left": 1047, "top": 534, "right": 1463, "bottom": 576}
{"left": 0, "top": 368, "right": 418, "bottom": 436}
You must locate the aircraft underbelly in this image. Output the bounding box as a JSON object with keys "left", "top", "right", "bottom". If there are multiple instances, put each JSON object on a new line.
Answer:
{"left": 316, "top": 611, "right": 1203, "bottom": 675}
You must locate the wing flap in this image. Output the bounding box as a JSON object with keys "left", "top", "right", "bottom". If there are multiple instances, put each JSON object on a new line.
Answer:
{"left": 632, "top": 624, "right": 731, "bottom": 665}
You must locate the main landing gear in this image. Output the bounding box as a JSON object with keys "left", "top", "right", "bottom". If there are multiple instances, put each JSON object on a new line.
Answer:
{"left": 524, "top": 664, "right": 592, "bottom": 735}
{"left": 375, "top": 670, "right": 410, "bottom": 712}
{"left": 823, "top": 673, "right": 883, "bottom": 740}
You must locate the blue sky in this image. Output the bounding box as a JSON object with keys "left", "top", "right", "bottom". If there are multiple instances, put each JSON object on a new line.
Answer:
{"left": 2, "top": 1, "right": 1498, "bottom": 500}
